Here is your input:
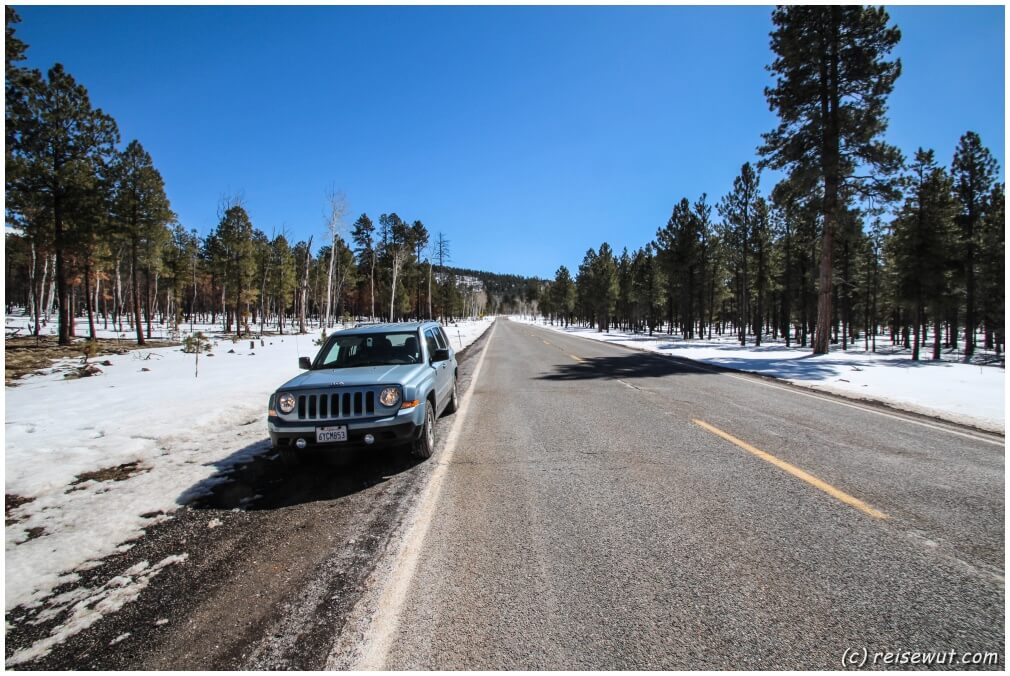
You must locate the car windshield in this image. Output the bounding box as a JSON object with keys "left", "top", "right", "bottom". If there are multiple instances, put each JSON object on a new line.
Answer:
{"left": 315, "top": 331, "right": 421, "bottom": 368}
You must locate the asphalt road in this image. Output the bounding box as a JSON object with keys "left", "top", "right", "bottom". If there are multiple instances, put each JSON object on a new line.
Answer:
{"left": 374, "top": 318, "right": 1004, "bottom": 670}
{"left": 5, "top": 318, "right": 1004, "bottom": 669}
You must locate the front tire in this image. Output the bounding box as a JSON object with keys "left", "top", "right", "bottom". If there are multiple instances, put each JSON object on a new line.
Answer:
{"left": 411, "top": 403, "right": 436, "bottom": 459}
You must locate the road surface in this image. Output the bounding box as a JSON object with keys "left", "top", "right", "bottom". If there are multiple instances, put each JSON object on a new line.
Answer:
{"left": 372, "top": 318, "right": 1004, "bottom": 669}
{"left": 5, "top": 318, "right": 1003, "bottom": 669}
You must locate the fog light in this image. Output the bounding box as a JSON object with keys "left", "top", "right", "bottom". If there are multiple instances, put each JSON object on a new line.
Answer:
{"left": 295, "top": 438, "right": 307, "bottom": 449}
{"left": 364, "top": 434, "right": 375, "bottom": 445}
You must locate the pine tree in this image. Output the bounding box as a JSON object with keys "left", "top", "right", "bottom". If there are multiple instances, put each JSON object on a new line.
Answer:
{"left": 110, "top": 140, "right": 172, "bottom": 345}
{"left": 761, "top": 5, "right": 903, "bottom": 354}
{"left": 888, "top": 149, "right": 956, "bottom": 360}
{"left": 976, "top": 183, "right": 1004, "bottom": 354}
{"left": 350, "top": 213, "right": 376, "bottom": 319}
{"left": 269, "top": 234, "right": 295, "bottom": 334}
{"left": 616, "top": 248, "right": 633, "bottom": 331}
{"left": 590, "top": 243, "right": 619, "bottom": 332}
{"left": 8, "top": 64, "right": 120, "bottom": 344}
{"left": 213, "top": 204, "right": 256, "bottom": 335}
{"left": 551, "top": 265, "right": 575, "bottom": 327}
{"left": 630, "top": 245, "right": 666, "bottom": 335}
{"left": 718, "top": 163, "right": 761, "bottom": 345}
{"left": 656, "top": 198, "right": 704, "bottom": 338}
{"left": 951, "top": 131, "right": 999, "bottom": 357}
{"left": 410, "top": 220, "right": 430, "bottom": 319}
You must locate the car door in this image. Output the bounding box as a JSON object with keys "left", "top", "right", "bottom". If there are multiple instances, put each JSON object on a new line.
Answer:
{"left": 426, "top": 327, "right": 451, "bottom": 408}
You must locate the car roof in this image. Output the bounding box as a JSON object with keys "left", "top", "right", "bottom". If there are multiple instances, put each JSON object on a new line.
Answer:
{"left": 339, "top": 321, "right": 439, "bottom": 335}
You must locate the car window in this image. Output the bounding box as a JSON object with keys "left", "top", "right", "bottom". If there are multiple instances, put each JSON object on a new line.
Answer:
{"left": 437, "top": 327, "right": 451, "bottom": 350}
{"left": 317, "top": 332, "right": 421, "bottom": 368}
{"left": 424, "top": 328, "right": 440, "bottom": 358}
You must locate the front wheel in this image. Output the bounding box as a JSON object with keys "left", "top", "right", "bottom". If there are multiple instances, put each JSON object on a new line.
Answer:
{"left": 444, "top": 376, "right": 458, "bottom": 415}
{"left": 410, "top": 403, "right": 436, "bottom": 459}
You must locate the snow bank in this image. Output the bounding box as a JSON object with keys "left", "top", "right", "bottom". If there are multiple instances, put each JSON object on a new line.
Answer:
{"left": 4, "top": 317, "right": 494, "bottom": 613}
{"left": 511, "top": 316, "right": 1004, "bottom": 433}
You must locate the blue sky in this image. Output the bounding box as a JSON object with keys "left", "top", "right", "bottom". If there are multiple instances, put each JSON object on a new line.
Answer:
{"left": 14, "top": 5, "right": 1005, "bottom": 278}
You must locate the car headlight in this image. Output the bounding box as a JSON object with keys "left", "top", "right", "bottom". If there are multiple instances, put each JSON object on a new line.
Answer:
{"left": 277, "top": 392, "right": 296, "bottom": 414}
{"left": 379, "top": 387, "right": 401, "bottom": 408}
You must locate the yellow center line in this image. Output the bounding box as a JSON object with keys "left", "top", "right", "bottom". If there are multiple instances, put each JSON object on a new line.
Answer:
{"left": 542, "top": 339, "right": 551, "bottom": 345}
{"left": 692, "top": 418, "right": 889, "bottom": 520}
{"left": 569, "top": 354, "right": 584, "bottom": 362}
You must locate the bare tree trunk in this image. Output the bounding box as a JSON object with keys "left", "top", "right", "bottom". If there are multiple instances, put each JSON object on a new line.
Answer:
{"left": 84, "top": 256, "right": 97, "bottom": 340}
{"left": 932, "top": 314, "right": 942, "bottom": 360}
{"left": 299, "top": 236, "right": 313, "bottom": 333}
{"left": 40, "top": 253, "right": 51, "bottom": 324}
{"left": 390, "top": 253, "right": 400, "bottom": 322}
{"left": 95, "top": 271, "right": 103, "bottom": 330}
{"left": 813, "top": 9, "right": 841, "bottom": 356}
{"left": 114, "top": 252, "right": 124, "bottom": 334}
{"left": 145, "top": 268, "right": 154, "bottom": 340}
{"left": 131, "top": 241, "right": 145, "bottom": 345}
{"left": 323, "top": 189, "right": 346, "bottom": 328}
{"left": 370, "top": 252, "right": 375, "bottom": 320}
{"left": 190, "top": 252, "right": 197, "bottom": 334}
{"left": 28, "top": 241, "right": 40, "bottom": 337}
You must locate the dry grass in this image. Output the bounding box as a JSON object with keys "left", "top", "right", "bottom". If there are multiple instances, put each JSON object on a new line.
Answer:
{"left": 5, "top": 493, "right": 35, "bottom": 526}
{"left": 69, "top": 461, "right": 147, "bottom": 487}
{"left": 5, "top": 335, "right": 177, "bottom": 386}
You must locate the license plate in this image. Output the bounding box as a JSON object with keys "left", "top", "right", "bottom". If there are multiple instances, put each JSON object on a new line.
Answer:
{"left": 315, "top": 425, "right": 348, "bottom": 443}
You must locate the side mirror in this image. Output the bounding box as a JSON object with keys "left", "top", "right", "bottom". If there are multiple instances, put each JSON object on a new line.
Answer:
{"left": 431, "top": 348, "right": 450, "bottom": 363}
{"left": 298, "top": 356, "right": 312, "bottom": 370}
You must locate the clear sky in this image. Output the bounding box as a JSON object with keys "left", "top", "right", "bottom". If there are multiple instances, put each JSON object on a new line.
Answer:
{"left": 13, "top": 4, "right": 1005, "bottom": 279}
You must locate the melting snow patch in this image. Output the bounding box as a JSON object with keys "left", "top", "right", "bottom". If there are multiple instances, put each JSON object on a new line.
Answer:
{"left": 109, "top": 632, "right": 130, "bottom": 646}
{"left": 6, "top": 553, "right": 188, "bottom": 667}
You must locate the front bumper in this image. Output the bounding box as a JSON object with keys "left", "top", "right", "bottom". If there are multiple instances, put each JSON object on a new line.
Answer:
{"left": 267, "top": 406, "right": 425, "bottom": 450}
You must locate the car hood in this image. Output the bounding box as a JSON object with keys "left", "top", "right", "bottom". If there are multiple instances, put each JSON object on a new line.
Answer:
{"left": 277, "top": 364, "right": 425, "bottom": 391}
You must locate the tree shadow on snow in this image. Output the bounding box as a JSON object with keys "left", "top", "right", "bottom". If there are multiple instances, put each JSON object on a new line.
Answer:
{"left": 177, "top": 439, "right": 422, "bottom": 511}
{"left": 537, "top": 352, "right": 718, "bottom": 382}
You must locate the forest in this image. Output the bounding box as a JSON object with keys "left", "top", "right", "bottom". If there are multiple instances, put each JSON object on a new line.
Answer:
{"left": 533, "top": 6, "right": 1004, "bottom": 361}
{"left": 4, "top": 8, "right": 537, "bottom": 346}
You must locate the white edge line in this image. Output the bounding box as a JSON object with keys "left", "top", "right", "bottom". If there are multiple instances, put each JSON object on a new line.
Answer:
{"left": 353, "top": 319, "right": 497, "bottom": 670}
{"left": 525, "top": 321, "right": 1004, "bottom": 447}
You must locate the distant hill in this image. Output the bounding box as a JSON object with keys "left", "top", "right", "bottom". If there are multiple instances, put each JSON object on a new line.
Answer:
{"left": 442, "top": 265, "right": 542, "bottom": 294}
{"left": 440, "top": 265, "right": 544, "bottom": 313}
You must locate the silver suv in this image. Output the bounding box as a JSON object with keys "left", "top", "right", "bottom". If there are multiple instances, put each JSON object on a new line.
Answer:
{"left": 268, "top": 321, "right": 458, "bottom": 461}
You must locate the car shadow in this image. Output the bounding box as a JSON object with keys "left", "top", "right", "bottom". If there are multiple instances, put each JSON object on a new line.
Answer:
{"left": 177, "top": 440, "right": 423, "bottom": 511}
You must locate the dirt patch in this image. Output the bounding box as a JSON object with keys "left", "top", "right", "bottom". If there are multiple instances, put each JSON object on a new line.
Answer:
{"left": 69, "top": 462, "right": 148, "bottom": 488}
{"left": 5, "top": 335, "right": 179, "bottom": 386}
{"left": 5, "top": 493, "right": 36, "bottom": 525}
{"left": 23, "top": 526, "right": 45, "bottom": 541}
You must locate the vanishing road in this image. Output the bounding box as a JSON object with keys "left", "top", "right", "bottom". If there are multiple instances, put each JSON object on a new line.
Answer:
{"left": 370, "top": 318, "right": 1004, "bottom": 669}
{"left": 6, "top": 318, "right": 1004, "bottom": 669}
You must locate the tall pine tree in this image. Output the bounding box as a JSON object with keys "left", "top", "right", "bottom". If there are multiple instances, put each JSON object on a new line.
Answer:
{"left": 761, "top": 6, "right": 903, "bottom": 354}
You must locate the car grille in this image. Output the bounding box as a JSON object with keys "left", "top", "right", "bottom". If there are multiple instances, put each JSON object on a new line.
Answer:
{"left": 295, "top": 389, "right": 377, "bottom": 421}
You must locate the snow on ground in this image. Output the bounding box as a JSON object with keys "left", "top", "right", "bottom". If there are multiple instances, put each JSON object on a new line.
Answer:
{"left": 4, "top": 316, "right": 494, "bottom": 618}
{"left": 510, "top": 316, "right": 1005, "bottom": 434}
